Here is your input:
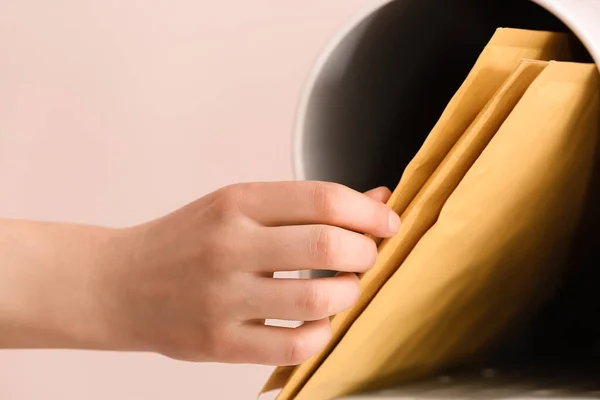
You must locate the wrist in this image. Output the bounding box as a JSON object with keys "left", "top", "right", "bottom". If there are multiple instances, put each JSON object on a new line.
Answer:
{"left": 0, "top": 220, "right": 128, "bottom": 351}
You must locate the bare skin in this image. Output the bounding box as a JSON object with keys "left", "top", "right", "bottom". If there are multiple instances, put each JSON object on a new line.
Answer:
{"left": 0, "top": 181, "right": 400, "bottom": 366}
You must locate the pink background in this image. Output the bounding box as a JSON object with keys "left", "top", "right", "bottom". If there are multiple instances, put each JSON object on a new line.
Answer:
{"left": 0, "top": 0, "right": 365, "bottom": 398}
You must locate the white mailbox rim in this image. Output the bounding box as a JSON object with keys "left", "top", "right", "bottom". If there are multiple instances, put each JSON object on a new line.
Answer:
{"left": 292, "top": 0, "right": 600, "bottom": 181}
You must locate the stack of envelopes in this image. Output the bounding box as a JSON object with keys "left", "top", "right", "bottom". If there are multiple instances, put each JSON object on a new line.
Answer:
{"left": 260, "top": 27, "right": 600, "bottom": 400}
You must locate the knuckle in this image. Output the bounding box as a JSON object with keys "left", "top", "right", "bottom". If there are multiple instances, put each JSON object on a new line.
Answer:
{"left": 311, "top": 226, "right": 342, "bottom": 267}
{"left": 286, "top": 333, "right": 313, "bottom": 365}
{"left": 285, "top": 324, "right": 331, "bottom": 365}
{"left": 213, "top": 184, "right": 245, "bottom": 215}
{"left": 298, "top": 282, "right": 330, "bottom": 318}
{"left": 200, "top": 227, "right": 244, "bottom": 272}
{"left": 362, "top": 237, "right": 379, "bottom": 268}
{"left": 312, "top": 182, "right": 341, "bottom": 220}
{"left": 345, "top": 275, "right": 361, "bottom": 303}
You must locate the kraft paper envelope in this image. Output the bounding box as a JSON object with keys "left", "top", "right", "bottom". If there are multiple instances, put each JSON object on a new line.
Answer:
{"left": 261, "top": 28, "right": 573, "bottom": 400}
{"left": 268, "top": 59, "right": 544, "bottom": 399}
{"left": 370, "top": 27, "right": 572, "bottom": 248}
{"left": 293, "top": 61, "right": 600, "bottom": 400}
{"left": 384, "top": 27, "right": 572, "bottom": 218}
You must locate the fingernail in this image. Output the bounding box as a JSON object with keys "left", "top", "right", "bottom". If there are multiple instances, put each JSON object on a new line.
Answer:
{"left": 388, "top": 211, "right": 401, "bottom": 234}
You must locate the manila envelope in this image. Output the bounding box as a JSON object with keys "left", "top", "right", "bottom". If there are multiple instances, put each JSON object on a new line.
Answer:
{"left": 292, "top": 61, "right": 600, "bottom": 400}
{"left": 261, "top": 27, "right": 574, "bottom": 400}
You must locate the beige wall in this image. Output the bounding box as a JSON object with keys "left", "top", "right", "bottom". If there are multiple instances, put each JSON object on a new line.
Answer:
{"left": 0, "top": 0, "right": 365, "bottom": 398}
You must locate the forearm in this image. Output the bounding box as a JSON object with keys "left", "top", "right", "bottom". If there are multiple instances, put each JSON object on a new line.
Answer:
{"left": 0, "top": 219, "right": 120, "bottom": 349}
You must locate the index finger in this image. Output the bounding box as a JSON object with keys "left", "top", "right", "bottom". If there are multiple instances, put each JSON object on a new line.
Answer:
{"left": 238, "top": 181, "right": 400, "bottom": 238}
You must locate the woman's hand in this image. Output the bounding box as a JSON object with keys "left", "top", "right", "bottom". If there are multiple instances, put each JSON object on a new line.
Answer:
{"left": 0, "top": 181, "right": 400, "bottom": 366}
